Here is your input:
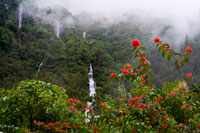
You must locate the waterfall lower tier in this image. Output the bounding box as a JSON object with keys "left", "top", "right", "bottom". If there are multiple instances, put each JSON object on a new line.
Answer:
{"left": 85, "top": 64, "right": 96, "bottom": 123}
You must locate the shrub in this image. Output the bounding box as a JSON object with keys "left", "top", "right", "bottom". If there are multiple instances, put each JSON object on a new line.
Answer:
{"left": 0, "top": 80, "right": 69, "bottom": 131}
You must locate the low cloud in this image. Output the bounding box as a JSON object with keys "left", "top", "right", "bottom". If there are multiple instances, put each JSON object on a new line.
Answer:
{"left": 21, "top": 0, "right": 200, "bottom": 44}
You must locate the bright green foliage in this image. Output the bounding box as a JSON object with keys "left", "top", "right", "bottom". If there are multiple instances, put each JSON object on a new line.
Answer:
{"left": 0, "top": 80, "right": 69, "bottom": 131}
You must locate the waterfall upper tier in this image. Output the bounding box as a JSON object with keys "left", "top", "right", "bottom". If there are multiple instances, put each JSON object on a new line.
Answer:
{"left": 18, "top": 3, "right": 22, "bottom": 28}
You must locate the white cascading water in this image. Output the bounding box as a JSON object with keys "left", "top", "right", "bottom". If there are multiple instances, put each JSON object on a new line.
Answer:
{"left": 122, "top": 81, "right": 132, "bottom": 98}
{"left": 35, "top": 62, "right": 43, "bottom": 78}
{"left": 55, "top": 21, "right": 60, "bottom": 38}
{"left": 18, "top": 3, "right": 22, "bottom": 28}
{"left": 85, "top": 64, "right": 96, "bottom": 123}
{"left": 128, "top": 92, "right": 132, "bottom": 98}
{"left": 83, "top": 32, "right": 87, "bottom": 40}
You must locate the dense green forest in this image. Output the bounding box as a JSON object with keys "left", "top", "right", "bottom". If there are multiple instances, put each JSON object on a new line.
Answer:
{"left": 1, "top": 0, "right": 200, "bottom": 99}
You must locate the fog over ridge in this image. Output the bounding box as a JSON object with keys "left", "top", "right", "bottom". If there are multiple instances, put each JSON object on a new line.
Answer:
{"left": 22, "top": 0, "right": 200, "bottom": 44}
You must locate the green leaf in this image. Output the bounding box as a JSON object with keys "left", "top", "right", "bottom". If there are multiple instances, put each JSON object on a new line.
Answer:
{"left": 162, "top": 52, "right": 165, "bottom": 57}
{"left": 167, "top": 55, "right": 171, "bottom": 61}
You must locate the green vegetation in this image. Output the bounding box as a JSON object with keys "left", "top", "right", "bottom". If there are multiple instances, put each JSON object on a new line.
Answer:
{"left": 0, "top": 1, "right": 200, "bottom": 132}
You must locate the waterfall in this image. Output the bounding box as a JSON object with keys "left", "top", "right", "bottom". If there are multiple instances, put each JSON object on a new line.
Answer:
{"left": 35, "top": 62, "right": 43, "bottom": 78}
{"left": 18, "top": 3, "right": 23, "bottom": 28}
{"left": 55, "top": 21, "right": 60, "bottom": 38}
{"left": 121, "top": 81, "right": 132, "bottom": 98}
{"left": 128, "top": 92, "right": 132, "bottom": 98}
{"left": 83, "top": 32, "right": 87, "bottom": 40}
{"left": 88, "top": 64, "right": 96, "bottom": 97}
{"left": 85, "top": 64, "right": 96, "bottom": 123}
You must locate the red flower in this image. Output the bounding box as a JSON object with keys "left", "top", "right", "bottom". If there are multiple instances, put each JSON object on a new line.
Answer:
{"left": 188, "top": 106, "right": 192, "bottom": 110}
{"left": 162, "top": 124, "right": 167, "bottom": 128}
{"left": 121, "top": 69, "right": 132, "bottom": 76}
{"left": 116, "top": 121, "right": 120, "bottom": 124}
{"left": 68, "top": 98, "right": 74, "bottom": 103}
{"left": 101, "top": 102, "right": 104, "bottom": 106}
{"left": 120, "top": 98, "right": 124, "bottom": 102}
{"left": 139, "top": 57, "right": 146, "bottom": 62}
{"left": 110, "top": 73, "right": 116, "bottom": 78}
{"left": 139, "top": 103, "right": 144, "bottom": 108}
{"left": 39, "top": 122, "right": 44, "bottom": 126}
{"left": 141, "top": 74, "right": 145, "bottom": 79}
{"left": 187, "top": 73, "right": 192, "bottom": 78}
{"left": 172, "top": 92, "right": 177, "bottom": 97}
{"left": 33, "top": 120, "right": 37, "bottom": 125}
{"left": 168, "top": 93, "right": 171, "bottom": 97}
{"left": 56, "top": 121, "right": 61, "bottom": 125}
{"left": 130, "top": 97, "right": 139, "bottom": 104}
{"left": 25, "top": 130, "right": 29, "bottom": 133}
{"left": 131, "top": 40, "right": 141, "bottom": 47}
{"left": 126, "top": 63, "right": 132, "bottom": 68}
{"left": 58, "top": 129, "right": 63, "bottom": 133}
{"left": 179, "top": 87, "right": 184, "bottom": 91}
{"left": 65, "top": 123, "right": 70, "bottom": 128}
{"left": 135, "top": 69, "right": 139, "bottom": 72}
{"left": 181, "top": 105, "right": 186, "bottom": 110}
{"left": 185, "top": 46, "right": 192, "bottom": 52}
{"left": 69, "top": 106, "right": 74, "bottom": 112}
{"left": 154, "top": 38, "right": 160, "bottom": 43}
{"left": 140, "top": 80, "right": 146, "bottom": 85}
{"left": 154, "top": 111, "right": 158, "bottom": 116}
{"left": 198, "top": 124, "right": 200, "bottom": 129}
{"left": 48, "top": 123, "right": 53, "bottom": 126}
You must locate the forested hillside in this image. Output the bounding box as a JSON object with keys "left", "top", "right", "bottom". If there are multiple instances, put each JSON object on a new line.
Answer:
{"left": 1, "top": 0, "right": 200, "bottom": 98}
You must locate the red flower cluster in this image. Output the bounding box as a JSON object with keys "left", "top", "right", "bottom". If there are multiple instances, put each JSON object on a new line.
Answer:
{"left": 125, "top": 63, "right": 132, "bottom": 68}
{"left": 110, "top": 73, "right": 116, "bottom": 78}
{"left": 172, "top": 92, "right": 177, "bottom": 97}
{"left": 139, "top": 57, "right": 146, "bottom": 62}
{"left": 68, "top": 98, "right": 73, "bottom": 103}
{"left": 181, "top": 105, "right": 186, "bottom": 110}
{"left": 187, "top": 73, "right": 192, "bottom": 78}
{"left": 131, "top": 40, "right": 141, "bottom": 49}
{"left": 121, "top": 69, "right": 132, "bottom": 76}
{"left": 155, "top": 95, "right": 163, "bottom": 103}
{"left": 140, "top": 80, "right": 146, "bottom": 85}
{"left": 154, "top": 38, "right": 160, "bottom": 43}
{"left": 162, "top": 124, "right": 167, "bottom": 128}
{"left": 33, "top": 120, "right": 44, "bottom": 126}
{"left": 130, "top": 97, "right": 140, "bottom": 104}
{"left": 70, "top": 106, "right": 74, "bottom": 112}
{"left": 120, "top": 98, "right": 124, "bottom": 102}
{"left": 116, "top": 121, "right": 120, "bottom": 124}
{"left": 179, "top": 87, "right": 184, "bottom": 91}
{"left": 185, "top": 46, "right": 192, "bottom": 52}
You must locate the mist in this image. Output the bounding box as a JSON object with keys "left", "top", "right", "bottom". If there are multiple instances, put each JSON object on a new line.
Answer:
{"left": 22, "top": 0, "right": 200, "bottom": 45}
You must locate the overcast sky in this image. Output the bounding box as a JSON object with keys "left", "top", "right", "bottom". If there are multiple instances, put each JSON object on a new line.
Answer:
{"left": 23, "top": 0, "right": 200, "bottom": 44}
